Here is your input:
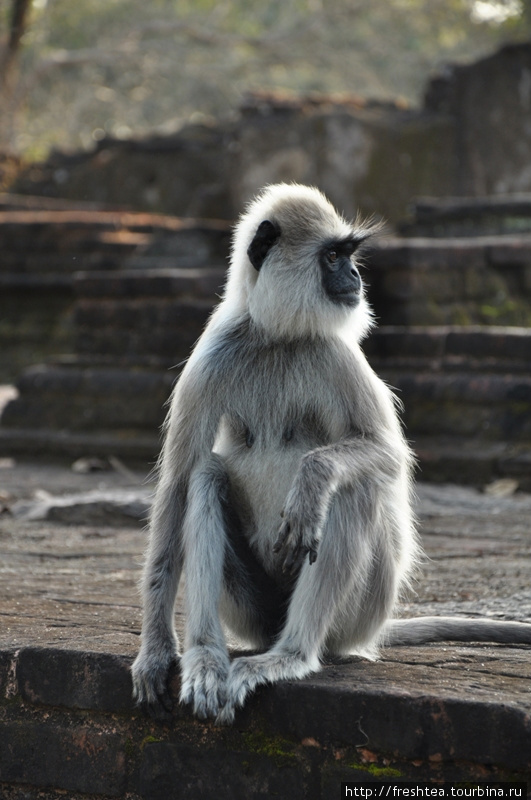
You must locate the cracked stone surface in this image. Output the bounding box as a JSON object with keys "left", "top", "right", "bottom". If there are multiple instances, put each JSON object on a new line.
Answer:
{"left": 0, "top": 458, "right": 530, "bottom": 716}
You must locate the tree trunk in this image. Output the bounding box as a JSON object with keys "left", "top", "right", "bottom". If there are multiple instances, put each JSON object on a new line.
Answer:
{"left": 1, "top": 0, "right": 31, "bottom": 89}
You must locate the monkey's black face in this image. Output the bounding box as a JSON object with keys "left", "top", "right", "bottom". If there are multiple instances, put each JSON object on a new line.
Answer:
{"left": 247, "top": 220, "right": 363, "bottom": 310}
{"left": 319, "top": 240, "right": 362, "bottom": 306}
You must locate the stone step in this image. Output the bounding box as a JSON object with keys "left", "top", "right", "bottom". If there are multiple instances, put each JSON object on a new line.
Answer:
{"left": 0, "top": 426, "right": 160, "bottom": 462}
{"left": 75, "top": 267, "right": 225, "bottom": 299}
{"left": 73, "top": 269, "right": 223, "bottom": 359}
{"left": 400, "top": 193, "right": 531, "bottom": 237}
{"left": 365, "top": 326, "right": 531, "bottom": 445}
{"left": 0, "top": 210, "right": 230, "bottom": 251}
{"left": 383, "top": 370, "right": 531, "bottom": 441}
{"left": 0, "top": 252, "right": 132, "bottom": 275}
{"left": 0, "top": 191, "right": 125, "bottom": 211}
{"left": 0, "top": 233, "right": 148, "bottom": 267}
{"left": 365, "top": 325, "right": 531, "bottom": 372}
{"left": 0, "top": 207, "right": 231, "bottom": 234}
{"left": 2, "top": 466, "right": 531, "bottom": 792}
{"left": 366, "top": 234, "right": 531, "bottom": 326}
{"left": 411, "top": 436, "right": 531, "bottom": 490}
{"left": 0, "top": 210, "right": 231, "bottom": 381}
{"left": 2, "top": 325, "right": 531, "bottom": 483}
{"left": 1, "top": 363, "right": 173, "bottom": 434}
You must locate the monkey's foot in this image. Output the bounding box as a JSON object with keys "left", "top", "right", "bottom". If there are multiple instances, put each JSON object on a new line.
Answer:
{"left": 180, "top": 644, "right": 230, "bottom": 719}
{"left": 217, "top": 650, "right": 318, "bottom": 725}
{"left": 131, "top": 642, "right": 179, "bottom": 721}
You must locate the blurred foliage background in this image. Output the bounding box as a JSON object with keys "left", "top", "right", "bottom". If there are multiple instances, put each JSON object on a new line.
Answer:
{"left": 1, "top": 0, "right": 530, "bottom": 159}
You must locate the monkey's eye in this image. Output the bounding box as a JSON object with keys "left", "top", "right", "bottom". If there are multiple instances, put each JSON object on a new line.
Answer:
{"left": 326, "top": 249, "right": 341, "bottom": 271}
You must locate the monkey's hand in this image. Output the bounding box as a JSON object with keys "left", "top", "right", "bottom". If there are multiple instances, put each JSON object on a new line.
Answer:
{"left": 131, "top": 639, "right": 179, "bottom": 721}
{"left": 273, "top": 490, "right": 328, "bottom": 574}
{"left": 180, "top": 644, "right": 230, "bottom": 720}
{"left": 274, "top": 452, "right": 334, "bottom": 573}
{"left": 274, "top": 512, "right": 319, "bottom": 574}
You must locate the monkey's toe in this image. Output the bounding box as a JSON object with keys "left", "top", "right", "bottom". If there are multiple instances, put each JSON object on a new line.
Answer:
{"left": 142, "top": 694, "right": 174, "bottom": 723}
{"left": 180, "top": 644, "right": 230, "bottom": 719}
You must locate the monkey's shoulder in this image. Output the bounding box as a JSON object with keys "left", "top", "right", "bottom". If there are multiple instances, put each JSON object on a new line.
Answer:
{"left": 199, "top": 317, "right": 366, "bottom": 380}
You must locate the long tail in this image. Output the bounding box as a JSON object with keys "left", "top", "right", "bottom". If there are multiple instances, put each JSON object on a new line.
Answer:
{"left": 383, "top": 616, "right": 531, "bottom": 646}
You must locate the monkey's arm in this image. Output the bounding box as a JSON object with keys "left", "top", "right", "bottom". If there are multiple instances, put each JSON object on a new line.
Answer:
{"left": 131, "top": 359, "right": 224, "bottom": 715}
{"left": 275, "top": 431, "right": 411, "bottom": 573}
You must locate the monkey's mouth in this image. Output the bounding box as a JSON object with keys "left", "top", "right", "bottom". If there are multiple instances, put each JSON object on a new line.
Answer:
{"left": 331, "top": 289, "right": 360, "bottom": 307}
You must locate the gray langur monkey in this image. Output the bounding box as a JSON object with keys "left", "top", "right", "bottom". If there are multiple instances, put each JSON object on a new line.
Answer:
{"left": 131, "top": 183, "right": 531, "bottom": 725}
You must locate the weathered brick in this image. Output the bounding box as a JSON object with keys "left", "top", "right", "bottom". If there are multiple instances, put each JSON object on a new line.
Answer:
{"left": 136, "top": 742, "right": 307, "bottom": 800}
{"left": 0, "top": 650, "right": 16, "bottom": 700}
{"left": 0, "top": 721, "right": 126, "bottom": 796}
{"left": 16, "top": 648, "right": 134, "bottom": 714}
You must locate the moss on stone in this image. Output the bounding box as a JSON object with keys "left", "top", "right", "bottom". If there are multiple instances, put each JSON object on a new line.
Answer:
{"left": 242, "top": 730, "right": 297, "bottom": 766}
{"left": 141, "top": 734, "right": 164, "bottom": 749}
{"left": 347, "top": 760, "right": 403, "bottom": 778}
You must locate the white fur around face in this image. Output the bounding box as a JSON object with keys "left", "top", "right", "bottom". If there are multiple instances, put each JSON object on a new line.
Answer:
{"left": 223, "top": 183, "right": 375, "bottom": 342}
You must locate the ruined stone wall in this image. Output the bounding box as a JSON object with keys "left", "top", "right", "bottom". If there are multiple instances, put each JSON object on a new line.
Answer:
{"left": 10, "top": 42, "right": 531, "bottom": 226}
{"left": 425, "top": 42, "right": 531, "bottom": 197}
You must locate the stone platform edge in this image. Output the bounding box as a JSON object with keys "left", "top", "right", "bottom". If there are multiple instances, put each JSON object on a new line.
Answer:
{"left": 2, "top": 428, "right": 531, "bottom": 487}
{"left": 1, "top": 646, "right": 530, "bottom": 799}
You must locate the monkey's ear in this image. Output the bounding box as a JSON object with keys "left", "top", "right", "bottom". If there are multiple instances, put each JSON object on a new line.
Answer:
{"left": 247, "top": 220, "right": 281, "bottom": 272}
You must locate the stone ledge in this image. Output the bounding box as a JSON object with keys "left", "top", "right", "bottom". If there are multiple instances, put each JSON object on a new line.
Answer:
{"left": 1, "top": 644, "right": 530, "bottom": 798}
{"left": 0, "top": 427, "right": 160, "bottom": 461}
{"left": 0, "top": 208, "right": 232, "bottom": 233}
{"left": 3, "top": 430, "right": 531, "bottom": 487}
{"left": 75, "top": 267, "right": 226, "bottom": 299}
{"left": 1, "top": 465, "right": 530, "bottom": 795}
{"left": 365, "top": 325, "right": 531, "bottom": 367}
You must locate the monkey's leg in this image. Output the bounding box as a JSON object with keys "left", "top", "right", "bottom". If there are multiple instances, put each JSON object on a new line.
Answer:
{"left": 218, "top": 493, "right": 381, "bottom": 724}
{"left": 325, "top": 536, "right": 399, "bottom": 656}
{"left": 131, "top": 478, "right": 185, "bottom": 716}
{"left": 179, "top": 454, "right": 234, "bottom": 719}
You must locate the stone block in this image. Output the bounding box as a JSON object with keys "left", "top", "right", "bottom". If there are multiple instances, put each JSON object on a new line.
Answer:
{"left": 427, "top": 42, "right": 531, "bottom": 197}
{"left": 445, "top": 327, "right": 531, "bottom": 362}
{"left": 0, "top": 721, "right": 126, "bottom": 796}
{"left": 137, "top": 742, "right": 306, "bottom": 800}
{"left": 401, "top": 195, "right": 531, "bottom": 238}
{"left": 367, "top": 237, "right": 531, "bottom": 325}
{"left": 16, "top": 648, "right": 135, "bottom": 713}
{"left": 75, "top": 268, "right": 225, "bottom": 300}
{"left": 2, "top": 365, "right": 174, "bottom": 432}
{"left": 385, "top": 372, "right": 531, "bottom": 440}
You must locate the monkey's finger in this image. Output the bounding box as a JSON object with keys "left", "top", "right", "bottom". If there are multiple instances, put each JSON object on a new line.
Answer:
{"left": 158, "top": 689, "right": 175, "bottom": 713}
{"left": 204, "top": 682, "right": 226, "bottom": 719}
{"left": 216, "top": 702, "right": 236, "bottom": 726}
{"left": 308, "top": 540, "right": 319, "bottom": 565}
{"left": 142, "top": 696, "right": 173, "bottom": 723}
{"left": 273, "top": 521, "right": 291, "bottom": 552}
{"left": 282, "top": 537, "right": 303, "bottom": 573}
{"left": 289, "top": 551, "right": 306, "bottom": 575}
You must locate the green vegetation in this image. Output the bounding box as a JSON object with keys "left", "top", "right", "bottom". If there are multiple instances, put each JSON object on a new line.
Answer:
{"left": 0, "top": 0, "right": 530, "bottom": 157}
{"left": 347, "top": 758, "right": 403, "bottom": 778}
{"left": 242, "top": 730, "right": 297, "bottom": 766}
